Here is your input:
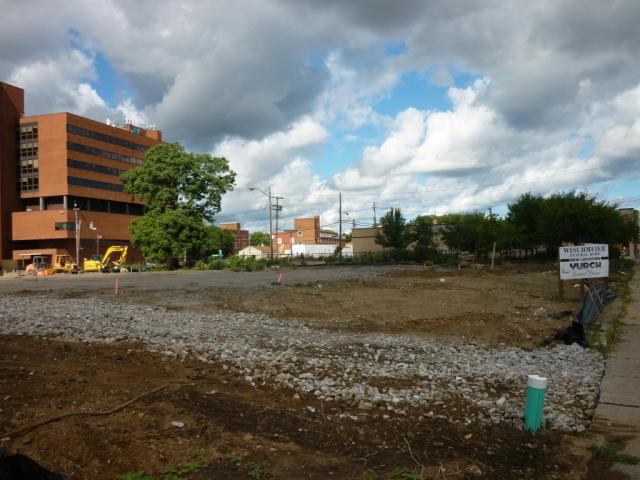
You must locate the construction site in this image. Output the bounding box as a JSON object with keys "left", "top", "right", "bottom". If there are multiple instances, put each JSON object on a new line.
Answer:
{"left": 0, "top": 261, "right": 633, "bottom": 479}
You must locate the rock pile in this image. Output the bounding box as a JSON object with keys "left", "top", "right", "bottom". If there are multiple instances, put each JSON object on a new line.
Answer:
{"left": 0, "top": 294, "right": 604, "bottom": 431}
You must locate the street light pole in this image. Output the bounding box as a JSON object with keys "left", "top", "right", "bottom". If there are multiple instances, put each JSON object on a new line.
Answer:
{"left": 73, "top": 202, "right": 81, "bottom": 273}
{"left": 97, "top": 234, "right": 102, "bottom": 257}
{"left": 250, "top": 187, "right": 274, "bottom": 262}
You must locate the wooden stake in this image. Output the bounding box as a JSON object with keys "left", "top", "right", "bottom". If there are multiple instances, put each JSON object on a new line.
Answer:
{"left": 491, "top": 242, "right": 496, "bottom": 270}
{"left": 558, "top": 273, "right": 564, "bottom": 302}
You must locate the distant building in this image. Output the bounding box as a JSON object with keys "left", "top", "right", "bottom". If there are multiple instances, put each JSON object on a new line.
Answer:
{"left": 272, "top": 216, "right": 340, "bottom": 254}
{"left": 351, "top": 222, "right": 448, "bottom": 255}
{"left": 238, "top": 245, "right": 271, "bottom": 258}
{"left": 219, "top": 222, "right": 250, "bottom": 253}
{"left": 1, "top": 81, "right": 164, "bottom": 270}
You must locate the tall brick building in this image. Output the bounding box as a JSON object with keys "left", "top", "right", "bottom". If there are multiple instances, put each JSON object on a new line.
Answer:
{"left": 219, "top": 222, "right": 250, "bottom": 253}
{"left": 0, "top": 81, "right": 163, "bottom": 269}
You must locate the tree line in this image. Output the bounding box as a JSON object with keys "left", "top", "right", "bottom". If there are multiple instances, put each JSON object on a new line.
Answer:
{"left": 120, "top": 143, "right": 637, "bottom": 265}
{"left": 376, "top": 192, "right": 639, "bottom": 259}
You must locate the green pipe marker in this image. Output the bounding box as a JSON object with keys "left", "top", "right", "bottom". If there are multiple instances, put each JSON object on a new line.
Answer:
{"left": 524, "top": 374, "right": 547, "bottom": 433}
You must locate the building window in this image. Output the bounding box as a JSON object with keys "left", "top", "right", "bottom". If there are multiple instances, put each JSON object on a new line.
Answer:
{"left": 66, "top": 196, "right": 144, "bottom": 216}
{"left": 67, "top": 141, "right": 143, "bottom": 166}
{"left": 68, "top": 176, "right": 124, "bottom": 192}
{"left": 110, "top": 201, "right": 128, "bottom": 214}
{"left": 67, "top": 159, "right": 126, "bottom": 177}
{"left": 55, "top": 222, "right": 76, "bottom": 231}
{"left": 298, "top": 230, "right": 303, "bottom": 236}
{"left": 67, "top": 124, "right": 149, "bottom": 152}
{"left": 18, "top": 122, "right": 39, "bottom": 193}
{"left": 128, "top": 203, "right": 144, "bottom": 216}
{"left": 19, "top": 123, "right": 38, "bottom": 141}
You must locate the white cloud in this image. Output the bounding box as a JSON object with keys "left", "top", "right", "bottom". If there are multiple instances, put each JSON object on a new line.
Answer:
{"left": 4, "top": 0, "right": 640, "bottom": 225}
{"left": 214, "top": 116, "right": 328, "bottom": 189}
{"left": 9, "top": 49, "right": 100, "bottom": 115}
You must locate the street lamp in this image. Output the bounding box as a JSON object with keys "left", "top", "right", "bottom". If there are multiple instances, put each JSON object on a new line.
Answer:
{"left": 89, "top": 222, "right": 101, "bottom": 257}
{"left": 249, "top": 187, "right": 273, "bottom": 261}
{"left": 73, "top": 202, "right": 81, "bottom": 272}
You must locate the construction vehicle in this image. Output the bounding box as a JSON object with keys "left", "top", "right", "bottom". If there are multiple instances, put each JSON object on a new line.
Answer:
{"left": 24, "top": 256, "right": 47, "bottom": 275}
{"left": 53, "top": 254, "right": 77, "bottom": 273}
{"left": 83, "top": 246, "right": 128, "bottom": 272}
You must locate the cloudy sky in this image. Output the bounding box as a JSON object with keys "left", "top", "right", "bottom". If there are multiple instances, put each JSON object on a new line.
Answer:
{"left": 3, "top": 0, "right": 640, "bottom": 233}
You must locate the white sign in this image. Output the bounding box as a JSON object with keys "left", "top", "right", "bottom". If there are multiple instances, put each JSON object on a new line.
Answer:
{"left": 559, "top": 244, "right": 609, "bottom": 280}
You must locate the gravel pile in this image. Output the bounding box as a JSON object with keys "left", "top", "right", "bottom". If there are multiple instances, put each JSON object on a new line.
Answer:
{"left": 0, "top": 294, "right": 604, "bottom": 432}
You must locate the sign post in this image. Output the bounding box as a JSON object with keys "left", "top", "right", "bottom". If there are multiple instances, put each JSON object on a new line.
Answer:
{"left": 558, "top": 244, "right": 609, "bottom": 300}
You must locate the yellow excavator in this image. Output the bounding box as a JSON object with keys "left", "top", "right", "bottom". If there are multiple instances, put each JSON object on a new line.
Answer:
{"left": 83, "top": 246, "right": 128, "bottom": 272}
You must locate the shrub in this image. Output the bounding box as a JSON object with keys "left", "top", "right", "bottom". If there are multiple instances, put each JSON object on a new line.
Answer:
{"left": 209, "top": 259, "right": 226, "bottom": 270}
{"left": 193, "top": 260, "right": 209, "bottom": 270}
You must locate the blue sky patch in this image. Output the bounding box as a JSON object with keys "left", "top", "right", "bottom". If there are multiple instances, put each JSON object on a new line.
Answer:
{"left": 92, "top": 52, "right": 131, "bottom": 107}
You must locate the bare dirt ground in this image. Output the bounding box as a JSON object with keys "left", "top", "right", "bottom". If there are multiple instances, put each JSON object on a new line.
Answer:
{"left": 108, "top": 265, "right": 583, "bottom": 349}
{"left": 1, "top": 335, "right": 586, "bottom": 480}
{"left": 0, "top": 263, "right": 604, "bottom": 479}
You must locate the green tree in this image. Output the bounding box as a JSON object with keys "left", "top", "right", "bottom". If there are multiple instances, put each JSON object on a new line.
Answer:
{"left": 375, "top": 208, "right": 408, "bottom": 249}
{"left": 538, "top": 191, "right": 616, "bottom": 254}
{"left": 122, "top": 143, "right": 236, "bottom": 264}
{"left": 440, "top": 213, "right": 484, "bottom": 252}
{"left": 507, "top": 193, "right": 545, "bottom": 255}
{"left": 407, "top": 215, "right": 434, "bottom": 247}
{"left": 204, "top": 226, "right": 235, "bottom": 256}
{"left": 128, "top": 208, "right": 209, "bottom": 262}
{"left": 250, "top": 231, "right": 271, "bottom": 246}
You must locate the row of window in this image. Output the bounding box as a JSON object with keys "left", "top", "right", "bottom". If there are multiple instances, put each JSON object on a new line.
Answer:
{"left": 68, "top": 176, "right": 124, "bottom": 192}
{"left": 20, "top": 176, "right": 39, "bottom": 192}
{"left": 19, "top": 123, "right": 38, "bottom": 142}
{"left": 67, "top": 124, "right": 149, "bottom": 153}
{"left": 55, "top": 222, "right": 76, "bottom": 231}
{"left": 19, "top": 124, "right": 39, "bottom": 192}
{"left": 20, "top": 145, "right": 38, "bottom": 159}
{"left": 66, "top": 196, "right": 144, "bottom": 216}
{"left": 67, "top": 159, "right": 126, "bottom": 177}
{"left": 67, "top": 141, "right": 143, "bottom": 166}
{"left": 19, "top": 158, "right": 39, "bottom": 175}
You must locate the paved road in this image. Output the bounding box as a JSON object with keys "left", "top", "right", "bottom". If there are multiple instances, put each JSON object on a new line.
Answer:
{"left": 0, "top": 264, "right": 410, "bottom": 294}
{"left": 592, "top": 260, "right": 640, "bottom": 477}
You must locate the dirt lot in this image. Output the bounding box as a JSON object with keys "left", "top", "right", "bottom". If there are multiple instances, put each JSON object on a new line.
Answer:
{"left": 1, "top": 335, "right": 587, "bottom": 480}
{"left": 108, "top": 265, "right": 583, "bottom": 349}
{"left": 0, "top": 263, "right": 611, "bottom": 479}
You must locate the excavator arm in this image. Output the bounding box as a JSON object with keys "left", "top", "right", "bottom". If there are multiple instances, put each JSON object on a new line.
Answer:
{"left": 99, "top": 246, "right": 128, "bottom": 272}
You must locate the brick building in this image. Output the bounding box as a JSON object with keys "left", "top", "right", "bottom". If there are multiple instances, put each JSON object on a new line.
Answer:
{"left": 272, "top": 216, "right": 339, "bottom": 254}
{"left": 219, "top": 222, "right": 250, "bottom": 253}
{"left": 0, "top": 81, "right": 163, "bottom": 269}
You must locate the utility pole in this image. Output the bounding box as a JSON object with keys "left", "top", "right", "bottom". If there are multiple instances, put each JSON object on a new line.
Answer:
{"left": 74, "top": 202, "right": 81, "bottom": 272}
{"left": 339, "top": 192, "right": 343, "bottom": 251}
{"left": 272, "top": 195, "right": 283, "bottom": 256}
{"left": 268, "top": 187, "right": 273, "bottom": 261}
{"left": 372, "top": 202, "right": 377, "bottom": 227}
{"left": 250, "top": 187, "right": 274, "bottom": 261}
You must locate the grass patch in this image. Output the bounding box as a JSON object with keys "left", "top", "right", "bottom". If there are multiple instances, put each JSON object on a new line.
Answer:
{"left": 247, "top": 462, "right": 270, "bottom": 479}
{"left": 587, "top": 262, "right": 634, "bottom": 355}
{"left": 116, "top": 453, "right": 205, "bottom": 480}
{"left": 590, "top": 444, "right": 640, "bottom": 465}
{"left": 117, "top": 473, "right": 155, "bottom": 480}
{"left": 389, "top": 466, "right": 424, "bottom": 480}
